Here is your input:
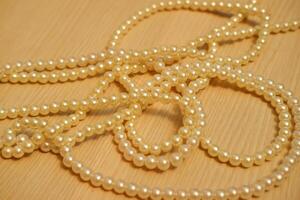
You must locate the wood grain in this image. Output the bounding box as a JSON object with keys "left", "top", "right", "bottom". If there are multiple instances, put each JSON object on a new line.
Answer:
{"left": 0, "top": 0, "right": 300, "bottom": 199}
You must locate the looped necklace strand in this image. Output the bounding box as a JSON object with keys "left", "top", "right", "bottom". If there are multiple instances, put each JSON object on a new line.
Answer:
{"left": 0, "top": 1, "right": 300, "bottom": 200}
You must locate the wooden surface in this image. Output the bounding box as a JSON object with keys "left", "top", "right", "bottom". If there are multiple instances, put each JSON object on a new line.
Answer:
{"left": 0, "top": 0, "right": 300, "bottom": 199}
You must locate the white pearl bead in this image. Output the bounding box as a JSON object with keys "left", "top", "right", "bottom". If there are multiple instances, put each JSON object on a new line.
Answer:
{"left": 113, "top": 180, "right": 126, "bottom": 193}
{"left": 90, "top": 173, "right": 103, "bottom": 187}
{"left": 71, "top": 161, "right": 83, "bottom": 174}
{"left": 145, "top": 155, "right": 157, "bottom": 169}
{"left": 157, "top": 157, "right": 170, "bottom": 171}
{"left": 125, "top": 183, "right": 138, "bottom": 197}
{"left": 102, "top": 177, "right": 114, "bottom": 190}
{"left": 151, "top": 188, "right": 163, "bottom": 200}
{"left": 170, "top": 152, "right": 183, "bottom": 167}
{"left": 138, "top": 186, "right": 151, "bottom": 199}
{"left": 1, "top": 147, "right": 13, "bottom": 158}
{"left": 13, "top": 146, "right": 24, "bottom": 158}
{"left": 79, "top": 167, "right": 92, "bottom": 181}
{"left": 133, "top": 153, "right": 145, "bottom": 167}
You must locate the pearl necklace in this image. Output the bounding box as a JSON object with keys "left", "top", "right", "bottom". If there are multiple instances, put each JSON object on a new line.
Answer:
{"left": 0, "top": 0, "right": 300, "bottom": 200}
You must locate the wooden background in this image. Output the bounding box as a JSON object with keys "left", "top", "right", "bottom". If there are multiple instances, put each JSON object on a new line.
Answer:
{"left": 0, "top": 0, "right": 299, "bottom": 199}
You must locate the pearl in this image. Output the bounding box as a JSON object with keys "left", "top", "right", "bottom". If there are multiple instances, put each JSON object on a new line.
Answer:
{"left": 125, "top": 183, "right": 138, "bottom": 197}
{"left": 63, "top": 155, "right": 74, "bottom": 168}
{"left": 172, "top": 135, "right": 183, "bottom": 146}
{"left": 190, "top": 189, "right": 201, "bottom": 200}
{"left": 114, "top": 180, "right": 126, "bottom": 193}
{"left": 145, "top": 155, "right": 157, "bottom": 169}
{"left": 178, "top": 144, "right": 191, "bottom": 157}
{"left": 102, "top": 177, "right": 114, "bottom": 191}
{"left": 252, "top": 183, "right": 265, "bottom": 197}
{"left": 22, "top": 141, "right": 35, "bottom": 153}
{"left": 0, "top": 108, "right": 7, "bottom": 119}
{"left": 138, "top": 186, "right": 151, "bottom": 199}
{"left": 170, "top": 152, "right": 183, "bottom": 167}
{"left": 227, "top": 187, "right": 239, "bottom": 200}
{"left": 176, "top": 190, "right": 189, "bottom": 200}
{"left": 151, "top": 188, "right": 163, "bottom": 200}
{"left": 31, "top": 133, "right": 45, "bottom": 145}
{"left": 161, "top": 140, "right": 172, "bottom": 152}
{"left": 133, "top": 153, "right": 145, "bottom": 167}
{"left": 254, "top": 153, "right": 265, "bottom": 165}
{"left": 164, "top": 188, "right": 176, "bottom": 200}
{"left": 178, "top": 127, "right": 190, "bottom": 138}
{"left": 2, "top": 147, "right": 13, "bottom": 158}
{"left": 71, "top": 161, "right": 83, "bottom": 174}
{"left": 157, "top": 157, "right": 170, "bottom": 171}
{"left": 241, "top": 156, "right": 254, "bottom": 168}
{"left": 202, "top": 189, "right": 213, "bottom": 200}
{"left": 240, "top": 185, "right": 252, "bottom": 199}
{"left": 79, "top": 167, "right": 92, "bottom": 181}
{"left": 150, "top": 144, "right": 161, "bottom": 155}
{"left": 218, "top": 151, "right": 229, "bottom": 162}
{"left": 13, "top": 146, "right": 24, "bottom": 158}
{"left": 40, "top": 142, "right": 51, "bottom": 152}
{"left": 90, "top": 173, "right": 103, "bottom": 187}
{"left": 3, "top": 132, "right": 16, "bottom": 146}
{"left": 207, "top": 144, "right": 219, "bottom": 157}
{"left": 229, "top": 154, "right": 241, "bottom": 166}
{"left": 215, "top": 189, "right": 226, "bottom": 200}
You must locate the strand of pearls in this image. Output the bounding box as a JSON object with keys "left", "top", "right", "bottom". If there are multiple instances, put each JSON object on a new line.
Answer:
{"left": 0, "top": 0, "right": 300, "bottom": 200}
{"left": 59, "top": 63, "right": 300, "bottom": 200}
{"left": 1, "top": 1, "right": 299, "bottom": 85}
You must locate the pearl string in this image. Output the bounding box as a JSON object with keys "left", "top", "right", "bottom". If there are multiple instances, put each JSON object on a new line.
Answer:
{"left": 0, "top": 0, "right": 300, "bottom": 200}
{"left": 61, "top": 63, "right": 300, "bottom": 200}
{"left": 1, "top": 2, "right": 299, "bottom": 84}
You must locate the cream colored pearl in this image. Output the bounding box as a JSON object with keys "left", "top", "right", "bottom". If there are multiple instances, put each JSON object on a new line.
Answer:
{"left": 254, "top": 153, "right": 265, "bottom": 165}
{"left": 227, "top": 187, "right": 239, "bottom": 200}
{"left": 218, "top": 151, "right": 229, "bottom": 162}
{"left": 0, "top": 108, "right": 7, "bottom": 119}
{"left": 90, "top": 173, "right": 103, "bottom": 187}
{"left": 63, "top": 155, "right": 74, "bottom": 168}
{"left": 190, "top": 189, "right": 201, "bottom": 200}
{"left": 157, "top": 157, "right": 170, "bottom": 171}
{"left": 22, "top": 141, "right": 35, "bottom": 153}
{"left": 138, "top": 186, "right": 151, "bottom": 199}
{"left": 31, "top": 133, "right": 45, "bottom": 145}
{"left": 161, "top": 140, "right": 172, "bottom": 152}
{"left": 207, "top": 144, "right": 219, "bottom": 157}
{"left": 40, "top": 142, "right": 51, "bottom": 152}
{"left": 151, "top": 188, "right": 163, "bottom": 200}
{"left": 252, "top": 183, "right": 265, "bottom": 197}
{"left": 133, "top": 153, "right": 145, "bottom": 167}
{"left": 102, "top": 177, "right": 114, "bottom": 190}
{"left": 172, "top": 135, "right": 183, "bottom": 146}
{"left": 145, "top": 155, "right": 157, "bottom": 169}
{"left": 170, "top": 152, "right": 183, "bottom": 167}
{"left": 229, "top": 154, "right": 241, "bottom": 166}
{"left": 3, "top": 132, "right": 16, "bottom": 146}
{"left": 79, "top": 167, "right": 92, "bottom": 181}
{"left": 176, "top": 190, "right": 189, "bottom": 200}
{"left": 202, "top": 189, "right": 213, "bottom": 200}
{"left": 71, "top": 161, "right": 83, "bottom": 174}
{"left": 179, "top": 144, "right": 191, "bottom": 157}
{"left": 215, "top": 189, "right": 227, "bottom": 200}
{"left": 125, "top": 183, "right": 138, "bottom": 197}
{"left": 1, "top": 146, "right": 13, "bottom": 158}
{"left": 240, "top": 185, "right": 252, "bottom": 199}
{"left": 241, "top": 156, "right": 254, "bottom": 168}
{"left": 150, "top": 144, "right": 161, "bottom": 155}
{"left": 13, "top": 146, "right": 24, "bottom": 158}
